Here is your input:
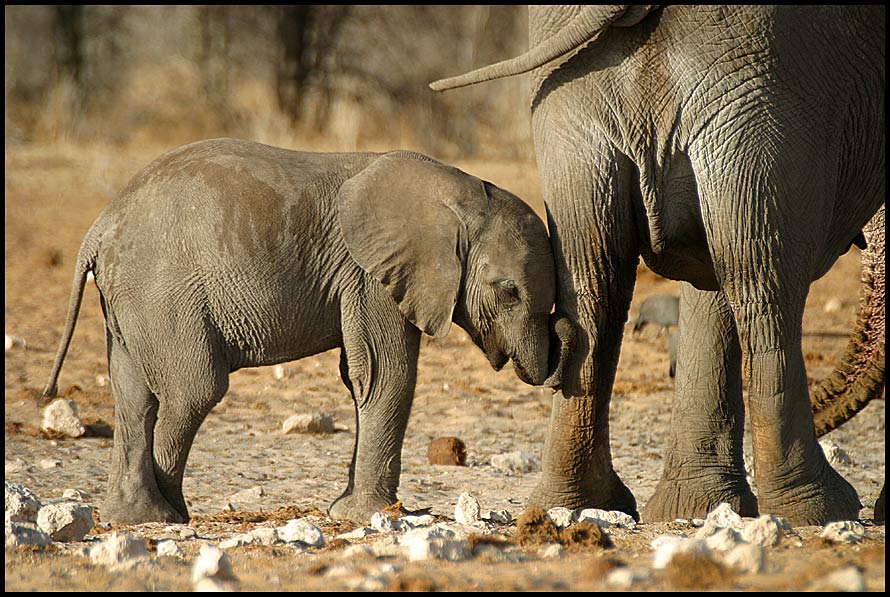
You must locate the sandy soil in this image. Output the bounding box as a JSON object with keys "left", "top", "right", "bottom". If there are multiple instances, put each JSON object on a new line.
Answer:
{"left": 4, "top": 142, "right": 884, "bottom": 591}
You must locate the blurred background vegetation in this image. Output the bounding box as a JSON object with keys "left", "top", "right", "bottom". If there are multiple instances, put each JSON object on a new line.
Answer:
{"left": 4, "top": 5, "right": 534, "bottom": 160}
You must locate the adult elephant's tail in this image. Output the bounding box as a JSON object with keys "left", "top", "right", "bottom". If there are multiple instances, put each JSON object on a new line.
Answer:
{"left": 811, "top": 205, "right": 885, "bottom": 437}
{"left": 429, "top": 5, "right": 657, "bottom": 92}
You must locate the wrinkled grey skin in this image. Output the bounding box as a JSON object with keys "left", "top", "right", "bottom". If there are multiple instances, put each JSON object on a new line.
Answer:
{"left": 432, "top": 6, "right": 884, "bottom": 525}
{"left": 632, "top": 293, "right": 679, "bottom": 336}
{"left": 41, "top": 138, "right": 556, "bottom": 524}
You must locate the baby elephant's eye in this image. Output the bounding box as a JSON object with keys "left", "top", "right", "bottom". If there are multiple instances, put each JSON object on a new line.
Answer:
{"left": 496, "top": 279, "right": 521, "bottom": 303}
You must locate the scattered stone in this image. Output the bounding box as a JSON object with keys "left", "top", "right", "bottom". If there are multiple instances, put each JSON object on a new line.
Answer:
{"left": 819, "top": 520, "right": 865, "bottom": 544}
{"left": 370, "top": 511, "right": 400, "bottom": 533}
{"left": 273, "top": 364, "right": 291, "bottom": 380}
{"left": 454, "top": 493, "right": 482, "bottom": 525}
{"left": 823, "top": 298, "right": 844, "bottom": 313}
{"left": 704, "top": 502, "right": 745, "bottom": 531}
{"left": 546, "top": 507, "right": 574, "bottom": 528}
{"left": 282, "top": 413, "right": 336, "bottom": 434}
{"left": 490, "top": 451, "right": 540, "bottom": 475}
{"left": 606, "top": 567, "right": 651, "bottom": 589}
{"left": 427, "top": 437, "right": 467, "bottom": 466}
{"left": 38, "top": 459, "right": 62, "bottom": 470}
{"left": 5, "top": 521, "right": 52, "bottom": 548}
{"left": 156, "top": 539, "right": 185, "bottom": 558}
{"left": 702, "top": 526, "right": 742, "bottom": 552}
{"left": 5, "top": 482, "right": 42, "bottom": 522}
{"left": 400, "top": 514, "right": 435, "bottom": 528}
{"left": 539, "top": 542, "right": 565, "bottom": 559}
{"left": 41, "top": 398, "right": 86, "bottom": 438}
{"left": 248, "top": 526, "right": 279, "bottom": 545}
{"left": 482, "top": 510, "right": 512, "bottom": 525}
{"left": 89, "top": 531, "right": 149, "bottom": 567}
{"left": 179, "top": 527, "right": 198, "bottom": 540}
{"left": 741, "top": 514, "right": 791, "bottom": 547}
{"left": 651, "top": 535, "right": 710, "bottom": 569}
{"left": 36, "top": 502, "right": 94, "bottom": 541}
{"left": 219, "top": 533, "right": 253, "bottom": 549}
{"left": 718, "top": 542, "right": 765, "bottom": 574}
{"left": 62, "top": 488, "right": 89, "bottom": 502}
{"left": 5, "top": 334, "right": 26, "bottom": 352}
{"left": 192, "top": 543, "right": 237, "bottom": 587}
{"left": 336, "top": 526, "right": 377, "bottom": 541}
{"left": 820, "top": 440, "right": 853, "bottom": 466}
{"left": 228, "top": 485, "right": 264, "bottom": 503}
{"left": 278, "top": 518, "right": 326, "bottom": 547}
{"left": 95, "top": 374, "right": 110, "bottom": 387}
{"left": 575, "top": 508, "right": 637, "bottom": 530}
{"left": 809, "top": 566, "right": 866, "bottom": 592}
{"left": 400, "top": 526, "right": 471, "bottom": 562}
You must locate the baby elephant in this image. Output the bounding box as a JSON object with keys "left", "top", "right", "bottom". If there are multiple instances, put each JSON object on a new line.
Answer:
{"left": 632, "top": 293, "right": 679, "bottom": 337}
{"left": 42, "top": 138, "right": 556, "bottom": 524}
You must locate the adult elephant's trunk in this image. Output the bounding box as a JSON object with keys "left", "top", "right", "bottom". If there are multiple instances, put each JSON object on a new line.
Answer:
{"left": 429, "top": 6, "right": 656, "bottom": 92}
{"left": 810, "top": 205, "right": 885, "bottom": 437}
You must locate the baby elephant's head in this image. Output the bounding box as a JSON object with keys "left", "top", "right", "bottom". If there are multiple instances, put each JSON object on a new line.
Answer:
{"left": 338, "top": 152, "right": 555, "bottom": 385}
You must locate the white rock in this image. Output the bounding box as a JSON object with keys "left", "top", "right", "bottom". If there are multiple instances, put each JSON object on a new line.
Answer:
{"left": 702, "top": 526, "right": 742, "bottom": 552}
{"left": 400, "top": 527, "right": 471, "bottom": 562}
{"left": 400, "top": 514, "right": 435, "bottom": 528}
{"left": 575, "top": 508, "right": 637, "bottom": 530}
{"left": 718, "top": 542, "right": 766, "bottom": 574}
{"left": 823, "top": 298, "right": 844, "bottom": 313}
{"left": 219, "top": 533, "right": 253, "bottom": 549}
{"left": 490, "top": 451, "right": 541, "bottom": 475}
{"left": 704, "top": 502, "right": 745, "bottom": 531}
{"left": 41, "top": 398, "right": 86, "bottom": 438}
{"left": 278, "top": 518, "right": 325, "bottom": 547}
{"left": 36, "top": 502, "right": 94, "bottom": 542}
{"left": 5, "top": 334, "right": 26, "bottom": 352}
{"left": 811, "top": 566, "right": 866, "bottom": 592}
{"left": 38, "top": 459, "right": 62, "bottom": 470}
{"left": 89, "top": 531, "right": 149, "bottom": 567}
{"left": 820, "top": 440, "right": 853, "bottom": 466}
{"left": 282, "top": 413, "right": 335, "bottom": 434}
{"left": 546, "top": 507, "right": 574, "bottom": 528}
{"left": 539, "top": 542, "right": 565, "bottom": 559}
{"left": 5, "top": 482, "right": 42, "bottom": 522}
{"left": 62, "top": 488, "right": 89, "bottom": 502}
{"left": 156, "top": 539, "right": 185, "bottom": 558}
{"left": 248, "top": 527, "right": 279, "bottom": 545}
{"left": 606, "top": 567, "right": 651, "bottom": 589}
{"left": 482, "top": 510, "right": 512, "bottom": 524}
{"left": 229, "top": 485, "right": 264, "bottom": 503}
{"left": 95, "top": 373, "right": 110, "bottom": 387}
{"left": 336, "top": 526, "right": 377, "bottom": 541}
{"left": 370, "top": 511, "right": 400, "bottom": 533}
{"left": 819, "top": 520, "right": 865, "bottom": 544}
{"left": 273, "top": 365, "right": 291, "bottom": 380}
{"left": 741, "top": 514, "right": 791, "bottom": 547}
{"left": 192, "top": 544, "right": 237, "bottom": 583}
{"left": 651, "top": 535, "right": 710, "bottom": 569}
{"left": 5, "top": 521, "right": 51, "bottom": 548}
{"left": 455, "top": 493, "right": 482, "bottom": 525}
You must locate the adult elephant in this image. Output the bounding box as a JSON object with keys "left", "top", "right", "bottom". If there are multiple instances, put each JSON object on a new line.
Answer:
{"left": 432, "top": 5, "right": 884, "bottom": 525}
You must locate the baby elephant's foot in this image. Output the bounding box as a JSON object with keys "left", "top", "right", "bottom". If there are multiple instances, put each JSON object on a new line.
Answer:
{"left": 643, "top": 472, "right": 758, "bottom": 522}
{"left": 101, "top": 487, "right": 188, "bottom": 524}
{"left": 328, "top": 491, "right": 398, "bottom": 524}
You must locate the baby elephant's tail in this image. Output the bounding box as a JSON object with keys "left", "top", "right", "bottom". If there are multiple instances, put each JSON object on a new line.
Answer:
{"left": 40, "top": 220, "right": 103, "bottom": 406}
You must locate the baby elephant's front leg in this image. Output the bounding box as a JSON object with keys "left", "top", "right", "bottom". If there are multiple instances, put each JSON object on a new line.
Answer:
{"left": 328, "top": 307, "right": 421, "bottom": 523}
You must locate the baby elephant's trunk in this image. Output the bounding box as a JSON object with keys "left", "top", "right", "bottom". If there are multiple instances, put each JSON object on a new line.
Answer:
{"left": 544, "top": 312, "right": 579, "bottom": 391}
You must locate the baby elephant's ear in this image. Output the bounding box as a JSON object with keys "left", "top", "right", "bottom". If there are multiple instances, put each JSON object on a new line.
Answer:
{"left": 337, "top": 155, "right": 473, "bottom": 338}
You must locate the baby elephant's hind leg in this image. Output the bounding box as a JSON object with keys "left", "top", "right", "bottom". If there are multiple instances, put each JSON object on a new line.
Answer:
{"left": 151, "top": 347, "right": 230, "bottom": 522}
{"left": 102, "top": 335, "right": 185, "bottom": 524}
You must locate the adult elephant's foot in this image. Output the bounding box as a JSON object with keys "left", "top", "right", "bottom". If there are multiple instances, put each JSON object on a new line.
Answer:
{"left": 328, "top": 490, "right": 397, "bottom": 523}
{"left": 643, "top": 471, "right": 758, "bottom": 522}
{"left": 100, "top": 487, "right": 187, "bottom": 524}
{"left": 874, "top": 485, "right": 885, "bottom": 525}
{"left": 755, "top": 463, "right": 861, "bottom": 526}
{"left": 528, "top": 470, "right": 639, "bottom": 521}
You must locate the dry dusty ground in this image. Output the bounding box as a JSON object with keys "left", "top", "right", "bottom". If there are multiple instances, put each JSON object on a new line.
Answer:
{"left": 4, "top": 142, "right": 884, "bottom": 591}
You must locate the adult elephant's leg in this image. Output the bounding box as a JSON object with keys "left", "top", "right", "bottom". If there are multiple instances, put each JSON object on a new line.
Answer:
{"left": 328, "top": 282, "right": 421, "bottom": 522}
{"left": 529, "top": 135, "right": 640, "bottom": 519}
{"left": 644, "top": 283, "right": 757, "bottom": 521}
{"left": 101, "top": 332, "right": 185, "bottom": 523}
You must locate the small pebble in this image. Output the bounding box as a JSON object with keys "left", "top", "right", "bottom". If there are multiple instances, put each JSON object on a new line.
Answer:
{"left": 819, "top": 520, "right": 865, "bottom": 544}
{"left": 454, "top": 493, "right": 482, "bottom": 525}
